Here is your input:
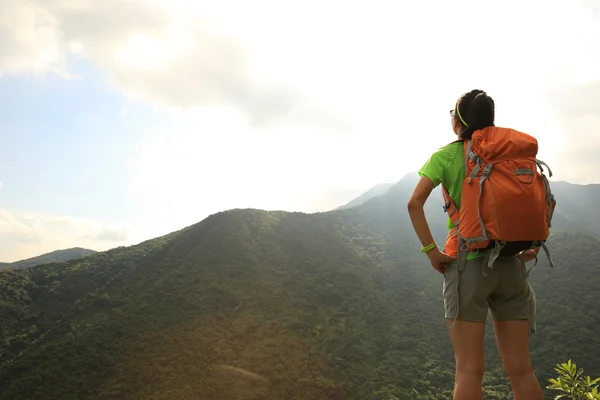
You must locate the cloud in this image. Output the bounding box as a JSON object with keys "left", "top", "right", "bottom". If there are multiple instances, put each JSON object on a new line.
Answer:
{"left": 0, "top": 181, "right": 3, "bottom": 189}
{"left": 0, "top": 209, "right": 42, "bottom": 243}
{"left": 0, "top": 0, "right": 348, "bottom": 127}
{"left": 0, "top": 208, "right": 130, "bottom": 262}
{"left": 1, "top": 0, "right": 598, "bottom": 130}
{"left": 0, "top": 0, "right": 61, "bottom": 76}
{"left": 548, "top": 80, "right": 600, "bottom": 119}
{"left": 538, "top": 79, "right": 600, "bottom": 184}
{"left": 85, "top": 227, "right": 128, "bottom": 242}
{"left": 109, "top": 27, "right": 298, "bottom": 124}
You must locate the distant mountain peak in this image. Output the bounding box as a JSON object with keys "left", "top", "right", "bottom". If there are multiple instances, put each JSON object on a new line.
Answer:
{"left": 0, "top": 247, "right": 97, "bottom": 271}
{"left": 334, "top": 172, "right": 421, "bottom": 211}
{"left": 334, "top": 183, "right": 395, "bottom": 210}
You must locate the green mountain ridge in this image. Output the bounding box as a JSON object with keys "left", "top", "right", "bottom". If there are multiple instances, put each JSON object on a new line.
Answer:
{"left": 0, "top": 177, "right": 598, "bottom": 399}
{"left": 0, "top": 248, "right": 97, "bottom": 271}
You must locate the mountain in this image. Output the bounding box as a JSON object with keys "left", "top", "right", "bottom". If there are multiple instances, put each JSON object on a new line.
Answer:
{"left": 0, "top": 177, "right": 598, "bottom": 400}
{"left": 545, "top": 181, "right": 600, "bottom": 237}
{"left": 335, "top": 183, "right": 395, "bottom": 210}
{"left": 0, "top": 248, "right": 97, "bottom": 271}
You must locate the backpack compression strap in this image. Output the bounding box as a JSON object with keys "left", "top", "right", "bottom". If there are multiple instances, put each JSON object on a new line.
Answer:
{"left": 441, "top": 184, "right": 460, "bottom": 227}
{"left": 440, "top": 139, "right": 465, "bottom": 227}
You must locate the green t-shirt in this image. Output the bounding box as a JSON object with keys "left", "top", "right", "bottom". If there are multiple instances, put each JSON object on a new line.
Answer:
{"left": 418, "top": 141, "right": 484, "bottom": 260}
{"left": 418, "top": 141, "right": 464, "bottom": 230}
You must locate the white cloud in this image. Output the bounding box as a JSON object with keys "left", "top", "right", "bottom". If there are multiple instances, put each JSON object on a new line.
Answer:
{"left": 0, "top": 182, "right": 3, "bottom": 189}
{"left": 0, "top": 0, "right": 61, "bottom": 77}
{"left": 552, "top": 113, "right": 600, "bottom": 183}
{"left": 1, "top": 0, "right": 597, "bottom": 126}
{"left": 0, "top": 0, "right": 345, "bottom": 126}
{"left": 0, "top": 208, "right": 130, "bottom": 262}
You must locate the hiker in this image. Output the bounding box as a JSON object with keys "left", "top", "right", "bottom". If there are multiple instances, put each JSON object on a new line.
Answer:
{"left": 407, "top": 89, "right": 554, "bottom": 400}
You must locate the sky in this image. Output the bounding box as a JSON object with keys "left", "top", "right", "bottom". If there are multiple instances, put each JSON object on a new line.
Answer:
{"left": 1, "top": 0, "right": 599, "bottom": 262}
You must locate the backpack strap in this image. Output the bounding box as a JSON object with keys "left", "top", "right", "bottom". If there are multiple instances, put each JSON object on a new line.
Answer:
{"left": 440, "top": 139, "right": 467, "bottom": 226}
{"left": 486, "top": 240, "right": 506, "bottom": 269}
{"left": 441, "top": 184, "right": 460, "bottom": 226}
{"left": 524, "top": 241, "right": 556, "bottom": 276}
{"left": 535, "top": 159, "right": 553, "bottom": 177}
{"left": 537, "top": 158, "right": 557, "bottom": 227}
{"left": 540, "top": 241, "right": 556, "bottom": 268}
{"left": 536, "top": 158, "right": 557, "bottom": 268}
{"left": 465, "top": 139, "right": 486, "bottom": 181}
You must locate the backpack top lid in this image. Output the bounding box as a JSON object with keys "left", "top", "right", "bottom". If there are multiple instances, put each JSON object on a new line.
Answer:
{"left": 469, "top": 126, "right": 539, "bottom": 162}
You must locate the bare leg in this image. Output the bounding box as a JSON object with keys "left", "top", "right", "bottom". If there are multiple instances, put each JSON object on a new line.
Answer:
{"left": 448, "top": 320, "right": 486, "bottom": 400}
{"left": 493, "top": 319, "right": 543, "bottom": 400}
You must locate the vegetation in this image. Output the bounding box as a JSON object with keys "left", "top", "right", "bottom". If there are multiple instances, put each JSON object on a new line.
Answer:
{"left": 0, "top": 179, "right": 598, "bottom": 399}
{"left": 548, "top": 360, "right": 600, "bottom": 400}
{"left": 0, "top": 247, "right": 97, "bottom": 271}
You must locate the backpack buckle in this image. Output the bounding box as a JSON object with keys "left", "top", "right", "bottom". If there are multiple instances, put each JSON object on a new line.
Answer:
{"left": 482, "top": 164, "right": 493, "bottom": 177}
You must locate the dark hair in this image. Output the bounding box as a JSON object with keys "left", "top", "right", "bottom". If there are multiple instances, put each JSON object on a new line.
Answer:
{"left": 455, "top": 89, "right": 495, "bottom": 139}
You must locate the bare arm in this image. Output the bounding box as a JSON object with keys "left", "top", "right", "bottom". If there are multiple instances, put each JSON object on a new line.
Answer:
{"left": 407, "top": 176, "right": 437, "bottom": 247}
{"left": 407, "top": 176, "right": 456, "bottom": 274}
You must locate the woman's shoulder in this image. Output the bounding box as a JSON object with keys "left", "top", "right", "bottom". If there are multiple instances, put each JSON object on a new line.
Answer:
{"left": 419, "top": 140, "right": 464, "bottom": 185}
{"left": 444, "top": 139, "right": 465, "bottom": 150}
{"left": 431, "top": 140, "right": 464, "bottom": 158}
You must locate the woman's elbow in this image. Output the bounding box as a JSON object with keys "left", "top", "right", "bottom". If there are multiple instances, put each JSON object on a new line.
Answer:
{"left": 407, "top": 197, "right": 424, "bottom": 211}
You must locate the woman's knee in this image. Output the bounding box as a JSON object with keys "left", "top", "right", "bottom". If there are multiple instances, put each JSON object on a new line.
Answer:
{"left": 503, "top": 358, "right": 534, "bottom": 380}
{"left": 493, "top": 319, "right": 534, "bottom": 380}
{"left": 456, "top": 360, "right": 485, "bottom": 381}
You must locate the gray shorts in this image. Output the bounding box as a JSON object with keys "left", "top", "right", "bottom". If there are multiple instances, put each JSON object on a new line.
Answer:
{"left": 443, "top": 254, "right": 537, "bottom": 333}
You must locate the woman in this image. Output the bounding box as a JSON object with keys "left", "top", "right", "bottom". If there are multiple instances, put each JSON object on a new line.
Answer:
{"left": 407, "top": 89, "right": 544, "bottom": 400}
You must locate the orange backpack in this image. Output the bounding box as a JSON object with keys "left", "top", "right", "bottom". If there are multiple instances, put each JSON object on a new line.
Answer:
{"left": 441, "top": 126, "right": 556, "bottom": 267}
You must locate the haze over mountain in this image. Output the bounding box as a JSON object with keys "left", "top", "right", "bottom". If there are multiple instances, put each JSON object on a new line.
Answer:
{"left": 339, "top": 173, "right": 600, "bottom": 239}
{"left": 335, "top": 183, "right": 395, "bottom": 210}
{"left": 0, "top": 248, "right": 97, "bottom": 271}
{"left": 1, "top": 174, "right": 598, "bottom": 400}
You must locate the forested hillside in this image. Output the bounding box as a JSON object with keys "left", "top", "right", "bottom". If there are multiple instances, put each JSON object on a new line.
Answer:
{"left": 0, "top": 177, "right": 598, "bottom": 400}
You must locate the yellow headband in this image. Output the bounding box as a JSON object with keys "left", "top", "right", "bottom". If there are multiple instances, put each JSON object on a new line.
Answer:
{"left": 455, "top": 99, "right": 468, "bottom": 127}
